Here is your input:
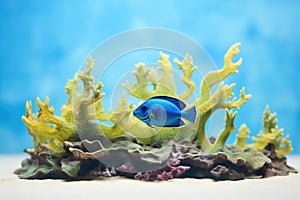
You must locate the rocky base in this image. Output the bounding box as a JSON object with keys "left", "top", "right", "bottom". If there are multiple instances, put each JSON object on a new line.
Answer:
{"left": 15, "top": 141, "right": 297, "bottom": 181}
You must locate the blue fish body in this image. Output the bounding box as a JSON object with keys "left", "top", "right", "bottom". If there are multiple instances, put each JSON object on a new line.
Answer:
{"left": 133, "top": 96, "right": 196, "bottom": 127}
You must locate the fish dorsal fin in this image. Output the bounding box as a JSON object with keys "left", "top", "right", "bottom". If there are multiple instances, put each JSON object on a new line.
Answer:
{"left": 149, "top": 96, "right": 186, "bottom": 110}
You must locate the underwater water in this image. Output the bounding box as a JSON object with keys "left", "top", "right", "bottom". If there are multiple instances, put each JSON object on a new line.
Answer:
{"left": 0, "top": 0, "right": 299, "bottom": 154}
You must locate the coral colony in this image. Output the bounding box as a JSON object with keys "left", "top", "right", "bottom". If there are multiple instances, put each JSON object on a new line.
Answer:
{"left": 15, "top": 43, "right": 297, "bottom": 181}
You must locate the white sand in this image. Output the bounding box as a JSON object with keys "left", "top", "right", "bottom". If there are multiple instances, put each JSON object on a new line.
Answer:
{"left": 0, "top": 154, "right": 299, "bottom": 200}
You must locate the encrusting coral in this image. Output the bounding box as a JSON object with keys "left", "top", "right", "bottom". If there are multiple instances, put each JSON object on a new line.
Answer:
{"left": 15, "top": 43, "right": 297, "bottom": 181}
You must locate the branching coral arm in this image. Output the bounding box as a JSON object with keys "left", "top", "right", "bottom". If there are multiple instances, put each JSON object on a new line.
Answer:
{"left": 174, "top": 54, "right": 197, "bottom": 101}
{"left": 209, "top": 110, "right": 237, "bottom": 153}
{"left": 197, "top": 42, "right": 242, "bottom": 105}
{"left": 123, "top": 63, "right": 155, "bottom": 100}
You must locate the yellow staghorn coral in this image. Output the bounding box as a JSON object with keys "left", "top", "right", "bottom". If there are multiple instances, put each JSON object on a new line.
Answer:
{"left": 174, "top": 54, "right": 197, "bottom": 101}
{"left": 193, "top": 42, "right": 251, "bottom": 151}
{"left": 196, "top": 42, "right": 243, "bottom": 105}
{"left": 98, "top": 92, "right": 138, "bottom": 139}
{"left": 21, "top": 43, "right": 263, "bottom": 155}
{"left": 71, "top": 57, "right": 139, "bottom": 140}
{"left": 123, "top": 63, "right": 156, "bottom": 99}
{"left": 22, "top": 97, "right": 77, "bottom": 153}
{"left": 121, "top": 43, "right": 251, "bottom": 148}
{"left": 235, "top": 123, "right": 251, "bottom": 150}
{"left": 156, "top": 52, "right": 176, "bottom": 95}
{"left": 22, "top": 43, "right": 254, "bottom": 154}
{"left": 209, "top": 110, "right": 237, "bottom": 153}
{"left": 123, "top": 51, "right": 197, "bottom": 100}
{"left": 251, "top": 106, "right": 293, "bottom": 158}
{"left": 234, "top": 106, "right": 293, "bottom": 158}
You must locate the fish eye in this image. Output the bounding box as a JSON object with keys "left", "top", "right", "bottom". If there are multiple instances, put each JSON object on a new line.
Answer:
{"left": 141, "top": 106, "right": 147, "bottom": 112}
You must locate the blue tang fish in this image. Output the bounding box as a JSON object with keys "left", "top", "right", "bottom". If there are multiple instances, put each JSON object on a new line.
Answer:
{"left": 133, "top": 96, "right": 196, "bottom": 127}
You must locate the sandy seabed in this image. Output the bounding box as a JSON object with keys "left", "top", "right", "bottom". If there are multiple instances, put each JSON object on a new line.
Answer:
{"left": 0, "top": 154, "right": 299, "bottom": 200}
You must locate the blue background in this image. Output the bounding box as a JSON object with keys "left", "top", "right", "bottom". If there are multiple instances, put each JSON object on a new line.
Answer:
{"left": 0, "top": 0, "right": 299, "bottom": 153}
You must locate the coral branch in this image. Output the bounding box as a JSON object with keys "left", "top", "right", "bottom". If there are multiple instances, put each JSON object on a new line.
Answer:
{"left": 123, "top": 52, "right": 178, "bottom": 100}
{"left": 263, "top": 105, "right": 277, "bottom": 133}
{"left": 197, "top": 42, "right": 242, "bottom": 105}
{"left": 88, "top": 82, "right": 111, "bottom": 121}
{"left": 77, "top": 56, "right": 95, "bottom": 98}
{"left": 223, "top": 42, "right": 243, "bottom": 74}
{"left": 276, "top": 135, "right": 293, "bottom": 158}
{"left": 193, "top": 43, "right": 246, "bottom": 150}
{"left": 198, "top": 83, "right": 235, "bottom": 114}
{"left": 195, "top": 83, "right": 233, "bottom": 150}
{"left": 99, "top": 92, "right": 138, "bottom": 139}
{"left": 155, "top": 52, "right": 176, "bottom": 95}
{"left": 210, "top": 110, "right": 237, "bottom": 153}
{"left": 250, "top": 106, "right": 293, "bottom": 158}
{"left": 174, "top": 54, "right": 197, "bottom": 101}
{"left": 224, "top": 87, "right": 252, "bottom": 110}
{"left": 194, "top": 110, "right": 214, "bottom": 151}
{"left": 22, "top": 97, "right": 77, "bottom": 153}
{"left": 235, "top": 123, "right": 250, "bottom": 150}
{"left": 123, "top": 63, "right": 155, "bottom": 99}
{"left": 195, "top": 84, "right": 250, "bottom": 150}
